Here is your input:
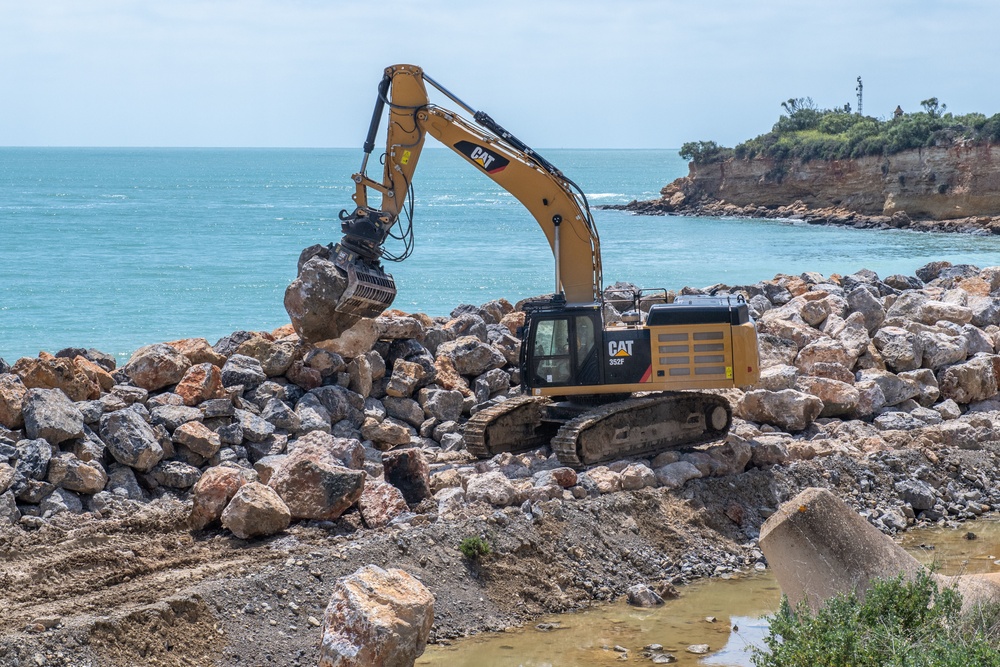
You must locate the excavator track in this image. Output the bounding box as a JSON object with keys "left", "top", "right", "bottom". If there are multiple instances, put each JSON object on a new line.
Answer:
{"left": 550, "top": 392, "right": 732, "bottom": 467}
{"left": 464, "top": 395, "right": 555, "bottom": 459}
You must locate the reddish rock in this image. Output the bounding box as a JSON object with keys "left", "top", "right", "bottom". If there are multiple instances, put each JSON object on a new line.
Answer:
{"left": 289, "top": 431, "right": 365, "bottom": 470}
{"left": 285, "top": 361, "right": 323, "bottom": 391}
{"left": 268, "top": 449, "right": 366, "bottom": 521}
{"left": 221, "top": 482, "right": 291, "bottom": 539}
{"left": 175, "top": 363, "right": 225, "bottom": 406}
{"left": 166, "top": 337, "right": 227, "bottom": 367}
{"left": 320, "top": 565, "right": 434, "bottom": 667}
{"left": 173, "top": 421, "right": 222, "bottom": 458}
{"left": 73, "top": 356, "right": 115, "bottom": 392}
{"left": 0, "top": 374, "right": 27, "bottom": 429}
{"left": 382, "top": 448, "right": 431, "bottom": 504}
{"left": 12, "top": 356, "right": 99, "bottom": 402}
{"left": 358, "top": 481, "right": 409, "bottom": 528}
{"left": 385, "top": 359, "right": 425, "bottom": 398}
{"left": 188, "top": 466, "right": 253, "bottom": 530}
{"left": 124, "top": 343, "right": 192, "bottom": 392}
{"left": 432, "top": 357, "right": 471, "bottom": 397}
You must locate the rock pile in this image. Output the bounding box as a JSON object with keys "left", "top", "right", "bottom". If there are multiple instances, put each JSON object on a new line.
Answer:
{"left": 2, "top": 260, "right": 1000, "bottom": 537}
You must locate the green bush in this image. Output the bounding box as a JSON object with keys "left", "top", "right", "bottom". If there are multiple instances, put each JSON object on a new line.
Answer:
{"left": 752, "top": 571, "right": 1000, "bottom": 667}
{"left": 458, "top": 536, "right": 492, "bottom": 560}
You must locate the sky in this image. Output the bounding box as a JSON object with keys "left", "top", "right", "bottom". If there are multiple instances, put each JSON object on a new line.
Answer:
{"left": 1, "top": 0, "right": 997, "bottom": 149}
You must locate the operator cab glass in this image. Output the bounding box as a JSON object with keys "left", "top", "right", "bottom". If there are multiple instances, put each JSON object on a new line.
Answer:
{"left": 526, "top": 311, "right": 600, "bottom": 388}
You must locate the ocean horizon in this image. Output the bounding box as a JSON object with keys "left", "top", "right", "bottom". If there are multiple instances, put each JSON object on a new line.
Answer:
{"left": 4, "top": 147, "right": 1000, "bottom": 364}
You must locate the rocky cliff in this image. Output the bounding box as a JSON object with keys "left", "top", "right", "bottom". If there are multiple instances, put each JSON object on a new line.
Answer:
{"left": 638, "top": 145, "right": 1000, "bottom": 228}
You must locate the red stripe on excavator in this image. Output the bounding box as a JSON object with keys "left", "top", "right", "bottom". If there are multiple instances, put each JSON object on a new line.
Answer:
{"left": 487, "top": 165, "right": 507, "bottom": 174}
{"left": 640, "top": 366, "right": 652, "bottom": 383}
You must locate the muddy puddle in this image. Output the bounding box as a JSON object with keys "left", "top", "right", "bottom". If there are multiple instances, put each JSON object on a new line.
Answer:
{"left": 419, "top": 515, "right": 1000, "bottom": 667}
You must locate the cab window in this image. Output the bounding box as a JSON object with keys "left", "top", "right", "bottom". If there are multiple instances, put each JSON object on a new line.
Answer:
{"left": 533, "top": 318, "right": 571, "bottom": 384}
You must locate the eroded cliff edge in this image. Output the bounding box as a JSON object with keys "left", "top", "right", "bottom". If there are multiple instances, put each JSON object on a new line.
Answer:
{"left": 623, "top": 145, "right": 1000, "bottom": 233}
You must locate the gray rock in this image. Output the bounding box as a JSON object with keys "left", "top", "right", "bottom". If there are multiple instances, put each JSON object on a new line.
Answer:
{"left": 856, "top": 369, "right": 920, "bottom": 407}
{"left": 846, "top": 286, "right": 885, "bottom": 334}
{"left": 735, "top": 389, "right": 823, "bottom": 432}
{"left": 626, "top": 584, "right": 664, "bottom": 607}
{"left": 383, "top": 396, "right": 425, "bottom": 428}
{"left": 107, "top": 464, "right": 145, "bottom": 500}
{"left": 149, "top": 460, "right": 202, "bottom": 489}
{"left": 150, "top": 404, "right": 203, "bottom": 432}
{"left": 40, "top": 487, "right": 84, "bottom": 516}
{"left": 873, "top": 327, "right": 923, "bottom": 372}
{"left": 201, "top": 398, "right": 235, "bottom": 419}
{"left": 874, "top": 411, "right": 927, "bottom": 431}
{"left": 295, "top": 393, "right": 332, "bottom": 434}
{"left": 436, "top": 336, "right": 506, "bottom": 376}
{"left": 216, "top": 422, "right": 245, "bottom": 445}
{"left": 261, "top": 398, "right": 301, "bottom": 433}
{"left": 474, "top": 368, "right": 511, "bottom": 404}
{"left": 221, "top": 354, "right": 267, "bottom": 390}
{"left": 14, "top": 438, "right": 53, "bottom": 481}
{"left": 654, "top": 461, "right": 702, "bottom": 489}
{"left": 0, "top": 490, "right": 19, "bottom": 524}
{"left": 895, "top": 479, "right": 937, "bottom": 511}
{"left": 235, "top": 408, "right": 276, "bottom": 443}
{"left": 420, "top": 388, "right": 464, "bottom": 423}
{"left": 99, "top": 409, "right": 164, "bottom": 473}
{"left": 22, "top": 389, "right": 85, "bottom": 445}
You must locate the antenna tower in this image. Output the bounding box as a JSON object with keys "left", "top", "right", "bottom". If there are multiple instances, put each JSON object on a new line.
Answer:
{"left": 856, "top": 76, "right": 863, "bottom": 115}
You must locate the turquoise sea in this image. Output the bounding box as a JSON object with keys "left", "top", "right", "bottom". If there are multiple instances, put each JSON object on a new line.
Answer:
{"left": 3, "top": 147, "right": 1000, "bottom": 363}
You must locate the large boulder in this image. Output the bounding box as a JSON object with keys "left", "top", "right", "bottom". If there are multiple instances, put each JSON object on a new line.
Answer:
{"left": 124, "top": 343, "right": 192, "bottom": 392}
{"left": 855, "top": 369, "right": 920, "bottom": 407}
{"left": 47, "top": 453, "right": 107, "bottom": 494}
{"left": 465, "top": 471, "right": 518, "bottom": 507}
{"left": 795, "top": 377, "right": 860, "bottom": 418}
{"left": 99, "top": 409, "right": 164, "bottom": 472}
{"left": 435, "top": 336, "right": 506, "bottom": 377}
{"left": 320, "top": 565, "right": 434, "bottom": 667}
{"left": 174, "top": 363, "right": 225, "bottom": 406}
{"left": 12, "top": 356, "right": 98, "bottom": 402}
{"left": 382, "top": 448, "right": 431, "bottom": 504}
{"left": 189, "top": 466, "right": 254, "bottom": 530}
{"left": 268, "top": 447, "right": 365, "bottom": 520}
{"left": 735, "top": 389, "right": 823, "bottom": 432}
{"left": 873, "top": 327, "right": 923, "bottom": 372}
{"left": 166, "top": 338, "right": 228, "bottom": 367}
{"left": 938, "top": 356, "right": 1000, "bottom": 404}
{"left": 22, "top": 388, "right": 85, "bottom": 444}
{"left": 358, "top": 480, "right": 410, "bottom": 528}
{"left": 221, "top": 482, "right": 291, "bottom": 539}
{"left": 284, "top": 253, "right": 365, "bottom": 344}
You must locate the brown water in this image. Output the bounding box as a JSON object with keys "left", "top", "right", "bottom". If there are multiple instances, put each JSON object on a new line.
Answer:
{"left": 418, "top": 515, "right": 1000, "bottom": 667}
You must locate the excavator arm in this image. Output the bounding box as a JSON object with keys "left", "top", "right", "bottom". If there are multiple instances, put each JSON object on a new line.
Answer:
{"left": 332, "top": 64, "right": 603, "bottom": 318}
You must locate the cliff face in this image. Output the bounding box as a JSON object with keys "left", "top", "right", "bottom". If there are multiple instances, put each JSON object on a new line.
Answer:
{"left": 676, "top": 144, "right": 1000, "bottom": 221}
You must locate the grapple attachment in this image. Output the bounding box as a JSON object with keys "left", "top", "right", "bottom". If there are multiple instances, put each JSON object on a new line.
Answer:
{"left": 336, "top": 260, "right": 398, "bottom": 319}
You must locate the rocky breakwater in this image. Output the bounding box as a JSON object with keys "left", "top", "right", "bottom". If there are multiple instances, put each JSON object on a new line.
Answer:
{"left": 620, "top": 146, "right": 1000, "bottom": 234}
{"left": 2, "top": 260, "right": 1000, "bottom": 538}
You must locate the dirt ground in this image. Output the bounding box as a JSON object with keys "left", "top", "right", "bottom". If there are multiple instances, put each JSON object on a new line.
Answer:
{"left": 0, "top": 465, "right": 784, "bottom": 667}
{"left": 1, "top": 443, "right": 993, "bottom": 667}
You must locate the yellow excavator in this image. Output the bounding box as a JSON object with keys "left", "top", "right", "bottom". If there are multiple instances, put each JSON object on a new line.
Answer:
{"left": 296, "top": 64, "right": 760, "bottom": 466}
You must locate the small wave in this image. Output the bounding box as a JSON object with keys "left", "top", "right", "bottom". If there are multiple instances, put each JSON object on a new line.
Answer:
{"left": 101, "top": 194, "right": 128, "bottom": 199}
{"left": 586, "top": 193, "right": 625, "bottom": 200}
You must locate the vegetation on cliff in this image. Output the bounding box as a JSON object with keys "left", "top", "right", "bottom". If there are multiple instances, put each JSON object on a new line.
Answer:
{"left": 681, "top": 97, "right": 1000, "bottom": 164}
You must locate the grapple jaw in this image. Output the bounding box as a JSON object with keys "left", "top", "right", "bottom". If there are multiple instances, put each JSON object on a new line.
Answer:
{"left": 334, "top": 257, "right": 397, "bottom": 319}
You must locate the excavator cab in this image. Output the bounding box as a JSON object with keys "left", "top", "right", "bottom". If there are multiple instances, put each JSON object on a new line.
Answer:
{"left": 522, "top": 306, "right": 602, "bottom": 390}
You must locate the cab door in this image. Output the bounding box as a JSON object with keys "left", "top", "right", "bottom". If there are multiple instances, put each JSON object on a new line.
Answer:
{"left": 524, "top": 312, "right": 601, "bottom": 389}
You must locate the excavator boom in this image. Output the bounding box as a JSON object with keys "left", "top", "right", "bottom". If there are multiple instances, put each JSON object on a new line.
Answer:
{"left": 332, "top": 64, "right": 603, "bottom": 322}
